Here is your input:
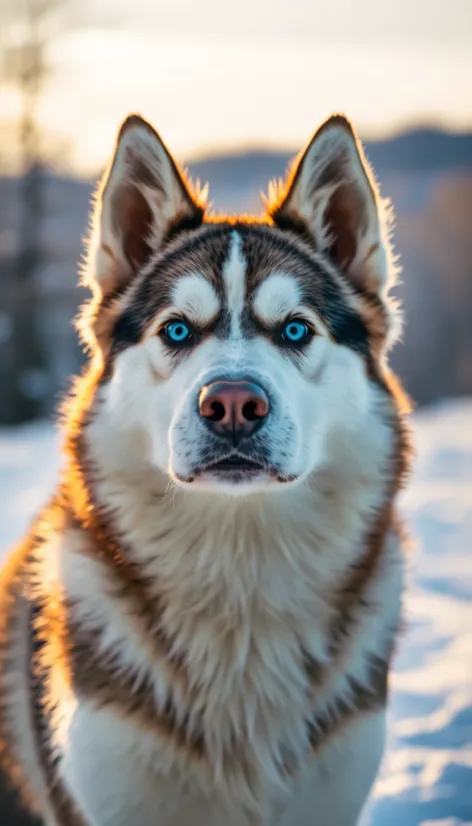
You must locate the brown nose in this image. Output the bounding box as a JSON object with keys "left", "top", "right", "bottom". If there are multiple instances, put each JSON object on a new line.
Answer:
{"left": 198, "top": 380, "right": 270, "bottom": 443}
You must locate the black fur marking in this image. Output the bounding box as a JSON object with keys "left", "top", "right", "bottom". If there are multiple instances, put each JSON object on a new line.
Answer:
{"left": 163, "top": 206, "right": 205, "bottom": 243}
{"left": 324, "top": 305, "right": 370, "bottom": 357}
{"left": 107, "top": 221, "right": 371, "bottom": 361}
{"left": 270, "top": 210, "right": 316, "bottom": 249}
{"left": 237, "top": 223, "right": 370, "bottom": 355}
{"left": 111, "top": 308, "right": 143, "bottom": 351}
{"left": 112, "top": 225, "right": 231, "bottom": 343}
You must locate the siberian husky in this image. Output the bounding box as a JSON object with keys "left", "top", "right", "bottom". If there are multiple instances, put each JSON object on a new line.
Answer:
{"left": 0, "top": 113, "right": 411, "bottom": 826}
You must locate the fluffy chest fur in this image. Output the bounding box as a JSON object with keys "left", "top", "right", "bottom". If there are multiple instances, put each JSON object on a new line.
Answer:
{"left": 30, "top": 398, "right": 404, "bottom": 820}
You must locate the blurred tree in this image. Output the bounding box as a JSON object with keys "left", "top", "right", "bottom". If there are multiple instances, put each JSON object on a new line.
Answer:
{"left": 0, "top": 0, "right": 121, "bottom": 424}
{"left": 0, "top": 0, "right": 66, "bottom": 423}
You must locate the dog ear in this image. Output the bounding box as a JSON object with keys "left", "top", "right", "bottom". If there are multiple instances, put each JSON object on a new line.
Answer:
{"left": 86, "top": 114, "right": 205, "bottom": 298}
{"left": 269, "top": 115, "right": 391, "bottom": 295}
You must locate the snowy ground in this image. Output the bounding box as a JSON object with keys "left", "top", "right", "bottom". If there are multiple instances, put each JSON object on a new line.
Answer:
{"left": 0, "top": 400, "right": 471, "bottom": 825}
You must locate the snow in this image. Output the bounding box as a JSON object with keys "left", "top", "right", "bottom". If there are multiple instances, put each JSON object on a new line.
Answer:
{"left": 0, "top": 399, "right": 471, "bottom": 825}
{"left": 366, "top": 399, "right": 472, "bottom": 826}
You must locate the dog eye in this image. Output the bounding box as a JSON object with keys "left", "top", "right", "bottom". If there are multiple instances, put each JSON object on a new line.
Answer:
{"left": 161, "top": 320, "right": 194, "bottom": 345}
{"left": 280, "top": 319, "right": 313, "bottom": 345}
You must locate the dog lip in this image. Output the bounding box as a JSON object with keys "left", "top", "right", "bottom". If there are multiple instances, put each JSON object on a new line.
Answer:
{"left": 203, "top": 454, "right": 265, "bottom": 472}
{"left": 183, "top": 455, "right": 297, "bottom": 483}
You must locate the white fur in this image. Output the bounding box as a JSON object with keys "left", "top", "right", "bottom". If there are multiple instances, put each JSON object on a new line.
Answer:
{"left": 222, "top": 231, "right": 247, "bottom": 338}
{"left": 277, "top": 710, "right": 386, "bottom": 826}
{"left": 11, "top": 284, "right": 404, "bottom": 825}
{"left": 170, "top": 273, "right": 220, "bottom": 326}
{"left": 40, "top": 468, "right": 402, "bottom": 825}
{"left": 5, "top": 314, "right": 403, "bottom": 826}
{"left": 100, "top": 295, "right": 385, "bottom": 494}
{"left": 55, "top": 696, "right": 386, "bottom": 826}
{"left": 252, "top": 272, "right": 301, "bottom": 325}
{"left": 35, "top": 357, "right": 401, "bottom": 821}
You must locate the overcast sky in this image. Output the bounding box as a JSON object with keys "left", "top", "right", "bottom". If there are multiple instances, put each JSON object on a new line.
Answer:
{"left": 1, "top": 0, "right": 471, "bottom": 173}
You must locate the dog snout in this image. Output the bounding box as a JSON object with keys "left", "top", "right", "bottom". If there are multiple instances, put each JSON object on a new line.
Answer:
{"left": 198, "top": 380, "right": 270, "bottom": 444}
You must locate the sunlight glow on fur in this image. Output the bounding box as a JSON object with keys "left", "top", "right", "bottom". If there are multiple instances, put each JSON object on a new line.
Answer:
{"left": 0, "top": 111, "right": 412, "bottom": 826}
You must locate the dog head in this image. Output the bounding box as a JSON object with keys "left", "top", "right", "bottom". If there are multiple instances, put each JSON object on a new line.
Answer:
{"left": 80, "top": 114, "right": 400, "bottom": 496}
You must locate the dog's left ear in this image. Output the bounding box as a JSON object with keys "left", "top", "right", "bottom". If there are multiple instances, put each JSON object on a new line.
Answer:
{"left": 269, "top": 115, "right": 390, "bottom": 295}
{"left": 86, "top": 114, "right": 205, "bottom": 298}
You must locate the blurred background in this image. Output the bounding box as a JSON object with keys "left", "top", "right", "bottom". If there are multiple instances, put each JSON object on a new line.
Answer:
{"left": 0, "top": 1, "right": 471, "bottom": 824}
{"left": 0, "top": 0, "right": 471, "bottom": 422}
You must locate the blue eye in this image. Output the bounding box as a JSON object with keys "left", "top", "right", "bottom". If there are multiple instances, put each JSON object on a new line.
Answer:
{"left": 163, "top": 320, "right": 193, "bottom": 345}
{"left": 280, "top": 320, "right": 311, "bottom": 344}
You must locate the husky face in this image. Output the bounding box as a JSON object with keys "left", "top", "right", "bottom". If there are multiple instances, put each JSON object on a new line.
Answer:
{"left": 82, "top": 114, "right": 396, "bottom": 495}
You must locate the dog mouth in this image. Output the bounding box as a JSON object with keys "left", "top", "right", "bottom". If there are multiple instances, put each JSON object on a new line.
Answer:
{"left": 175, "top": 453, "right": 299, "bottom": 486}
{"left": 202, "top": 454, "right": 266, "bottom": 475}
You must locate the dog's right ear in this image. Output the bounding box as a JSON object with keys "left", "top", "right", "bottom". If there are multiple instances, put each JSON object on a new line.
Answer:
{"left": 85, "top": 114, "right": 205, "bottom": 298}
